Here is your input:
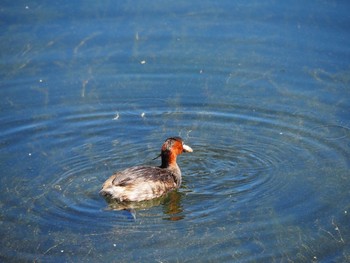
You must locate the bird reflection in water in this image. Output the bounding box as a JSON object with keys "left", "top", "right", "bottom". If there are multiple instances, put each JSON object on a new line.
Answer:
{"left": 105, "top": 190, "right": 184, "bottom": 221}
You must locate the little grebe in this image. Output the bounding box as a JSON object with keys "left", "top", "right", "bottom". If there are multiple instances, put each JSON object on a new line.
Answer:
{"left": 100, "top": 137, "right": 193, "bottom": 202}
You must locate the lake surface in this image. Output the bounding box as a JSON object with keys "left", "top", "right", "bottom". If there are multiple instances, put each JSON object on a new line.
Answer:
{"left": 1, "top": 1, "right": 350, "bottom": 262}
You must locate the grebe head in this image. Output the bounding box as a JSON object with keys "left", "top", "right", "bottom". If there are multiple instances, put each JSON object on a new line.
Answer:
{"left": 160, "top": 137, "right": 193, "bottom": 168}
{"left": 162, "top": 137, "right": 193, "bottom": 154}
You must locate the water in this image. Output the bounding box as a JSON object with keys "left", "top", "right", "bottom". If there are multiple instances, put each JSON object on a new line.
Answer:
{"left": 1, "top": 1, "right": 350, "bottom": 262}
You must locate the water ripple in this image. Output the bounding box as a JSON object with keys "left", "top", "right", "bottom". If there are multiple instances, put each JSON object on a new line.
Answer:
{"left": 1, "top": 100, "right": 349, "bottom": 261}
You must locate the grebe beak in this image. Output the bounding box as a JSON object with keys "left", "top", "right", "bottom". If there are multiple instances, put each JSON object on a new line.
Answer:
{"left": 183, "top": 144, "right": 193, "bottom": 153}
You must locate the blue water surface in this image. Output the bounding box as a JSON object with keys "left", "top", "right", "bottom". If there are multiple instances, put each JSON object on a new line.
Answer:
{"left": 1, "top": 1, "right": 350, "bottom": 262}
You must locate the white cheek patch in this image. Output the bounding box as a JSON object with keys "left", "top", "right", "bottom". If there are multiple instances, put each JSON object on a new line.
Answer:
{"left": 183, "top": 144, "right": 193, "bottom": 152}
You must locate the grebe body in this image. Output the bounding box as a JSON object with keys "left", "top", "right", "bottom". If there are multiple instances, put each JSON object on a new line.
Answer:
{"left": 100, "top": 137, "right": 192, "bottom": 202}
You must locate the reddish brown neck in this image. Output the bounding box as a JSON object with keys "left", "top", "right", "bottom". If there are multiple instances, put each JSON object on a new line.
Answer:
{"left": 160, "top": 151, "right": 177, "bottom": 168}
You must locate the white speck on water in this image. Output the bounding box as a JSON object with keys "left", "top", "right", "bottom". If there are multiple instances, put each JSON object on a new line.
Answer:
{"left": 140, "top": 60, "right": 146, "bottom": 64}
{"left": 25, "top": 6, "right": 29, "bottom": 9}
{"left": 61, "top": 250, "right": 64, "bottom": 253}
{"left": 141, "top": 112, "right": 145, "bottom": 118}
{"left": 279, "top": 132, "right": 283, "bottom": 135}
{"left": 113, "top": 113, "right": 119, "bottom": 120}
{"left": 39, "top": 79, "right": 43, "bottom": 83}
{"left": 113, "top": 244, "right": 116, "bottom": 247}
{"left": 28, "top": 153, "right": 32, "bottom": 156}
